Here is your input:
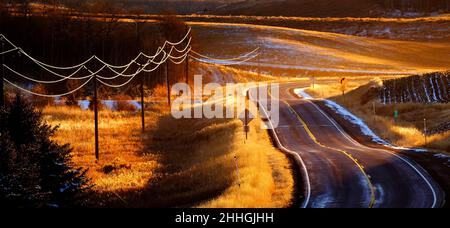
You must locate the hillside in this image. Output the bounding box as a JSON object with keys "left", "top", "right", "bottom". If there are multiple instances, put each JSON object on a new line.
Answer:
{"left": 210, "top": 0, "right": 382, "bottom": 17}
{"left": 208, "top": 0, "right": 450, "bottom": 17}
{"left": 380, "top": 72, "right": 450, "bottom": 104}
{"left": 192, "top": 23, "right": 450, "bottom": 78}
{"left": 75, "top": 0, "right": 449, "bottom": 17}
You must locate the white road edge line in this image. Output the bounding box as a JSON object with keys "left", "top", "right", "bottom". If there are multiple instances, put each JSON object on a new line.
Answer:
{"left": 295, "top": 87, "right": 439, "bottom": 208}
{"left": 248, "top": 87, "right": 312, "bottom": 208}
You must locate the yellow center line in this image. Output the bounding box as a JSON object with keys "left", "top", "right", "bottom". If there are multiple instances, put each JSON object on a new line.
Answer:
{"left": 282, "top": 100, "right": 376, "bottom": 208}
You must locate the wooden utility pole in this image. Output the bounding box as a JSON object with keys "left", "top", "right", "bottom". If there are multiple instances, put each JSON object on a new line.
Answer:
{"left": 185, "top": 25, "right": 189, "bottom": 85}
{"left": 140, "top": 75, "right": 145, "bottom": 132}
{"left": 185, "top": 53, "right": 189, "bottom": 85}
{"left": 136, "top": 21, "right": 145, "bottom": 132}
{"left": 234, "top": 155, "right": 241, "bottom": 187}
{"left": 93, "top": 74, "right": 100, "bottom": 161}
{"left": 166, "top": 58, "right": 171, "bottom": 106}
{"left": 257, "top": 47, "right": 261, "bottom": 79}
{"left": 245, "top": 108, "right": 249, "bottom": 140}
{"left": 256, "top": 45, "right": 261, "bottom": 110}
{"left": 1, "top": 40, "right": 4, "bottom": 108}
{"left": 340, "top": 77, "right": 347, "bottom": 104}
{"left": 245, "top": 90, "right": 249, "bottom": 140}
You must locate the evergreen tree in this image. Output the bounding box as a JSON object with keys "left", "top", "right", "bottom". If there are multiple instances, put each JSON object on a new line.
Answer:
{"left": 0, "top": 95, "right": 90, "bottom": 208}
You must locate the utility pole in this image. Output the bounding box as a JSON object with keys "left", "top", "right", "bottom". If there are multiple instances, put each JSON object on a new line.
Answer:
{"left": 256, "top": 45, "right": 261, "bottom": 110}
{"left": 245, "top": 108, "right": 249, "bottom": 140}
{"left": 136, "top": 21, "right": 145, "bottom": 132}
{"left": 245, "top": 90, "right": 249, "bottom": 140}
{"left": 1, "top": 39, "right": 4, "bottom": 108}
{"left": 340, "top": 77, "right": 347, "bottom": 104}
{"left": 257, "top": 47, "right": 261, "bottom": 80}
{"left": 185, "top": 25, "right": 189, "bottom": 86}
{"left": 185, "top": 52, "right": 189, "bottom": 86}
{"left": 234, "top": 155, "right": 241, "bottom": 187}
{"left": 166, "top": 55, "right": 171, "bottom": 107}
{"left": 140, "top": 76, "right": 145, "bottom": 132}
{"left": 93, "top": 74, "right": 100, "bottom": 161}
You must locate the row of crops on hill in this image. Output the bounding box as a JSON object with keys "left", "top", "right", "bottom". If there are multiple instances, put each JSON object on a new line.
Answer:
{"left": 380, "top": 71, "right": 449, "bottom": 104}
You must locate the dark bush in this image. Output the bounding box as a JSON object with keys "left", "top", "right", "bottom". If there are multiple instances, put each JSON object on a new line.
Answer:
{"left": 0, "top": 95, "right": 90, "bottom": 208}
{"left": 114, "top": 100, "right": 137, "bottom": 112}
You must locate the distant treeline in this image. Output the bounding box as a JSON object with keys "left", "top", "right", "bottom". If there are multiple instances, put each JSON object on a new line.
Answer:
{"left": 0, "top": 2, "right": 189, "bottom": 100}
{"left": 0, "top": 0, "right": 223, "bottom": 14}
{"left": 380, "top": 0, "right": 450, "bottom": 12}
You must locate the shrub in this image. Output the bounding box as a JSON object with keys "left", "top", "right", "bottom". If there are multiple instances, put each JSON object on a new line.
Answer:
{"left": 151, "top": 85, "right": 168, "bottom": 99}
{"left": 112, "top": 94, "right": 138, "bottom": 112}
{"left": 0, "top": 95, "right": 90, "bottom": 208}
{"left": 31, "top": 85, "right": 53, "bottom": 107}
{"left": 88, "top": 98, "right": 105, "bottom": 111}
{"left": 114, "top": 100, "right": 137, "bottom": 112}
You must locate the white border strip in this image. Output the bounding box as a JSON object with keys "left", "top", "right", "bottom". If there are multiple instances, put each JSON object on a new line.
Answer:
{"left": 250, "top": 87, "right": 311, "bottom": 208}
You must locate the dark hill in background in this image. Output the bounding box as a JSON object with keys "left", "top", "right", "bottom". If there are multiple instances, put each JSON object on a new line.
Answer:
{"left": 210, "top": 0, "right": 382, "bottom": 17}
{"left": 210, "top": 0, "right": 450, "bottom": 17}
{"left": 105, "top": 0, "right": 449, "bottom": 17}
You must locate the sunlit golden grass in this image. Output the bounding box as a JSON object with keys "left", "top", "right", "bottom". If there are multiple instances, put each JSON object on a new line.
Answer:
{"left": 193, "top": 62, "right": 293, "bottom": 84}
{"left": 42, "top": 94, "right": 294, "bottom": 207}
{"left": 305, "top": 80, "right": 450, "bottom": 152}
{"left": 43, "top": 105, "right": 164, "bottom": 193}
{"left": 355, "top": 103, "right": 450, "bottom": 152}
{"left": 386, "top": 123, "right": 450, "bottom": 149}
{"left": 195, "top": 117, "right": 294, "bottom": 208}
{"left": 306, "top": 82, "right": 362, "bottom": 99}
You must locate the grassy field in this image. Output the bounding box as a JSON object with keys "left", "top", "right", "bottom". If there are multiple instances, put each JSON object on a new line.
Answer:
{"left": 193, "top": 62, "right": 284, "bottom": 84}
{"left": 42, "top": 96, "right": 294, "bottom": 207}
{"left": 191, "top": 22, "right": 450, "bottom": 81}
{"left": 305, "top": 78, "right": 450, "bottom": 152}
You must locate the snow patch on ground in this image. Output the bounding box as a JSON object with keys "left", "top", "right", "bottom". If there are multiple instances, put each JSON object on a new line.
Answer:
{"left": 293, "top": 88, "right": 313, "bottom": 100}
{"left": 324, "top": 99, "right": 427, "bottom": 152}
{"left": 78, "top": 100, "right": 90, "bottom": 110}
{"left": 76, "top": 100, "right": 141, "bottom": 111}
{"left": 298, "top": 88, "right": 427, "bottom": 152}
{"left": 311, "top": 194, "right": 334, "bottom": 208}
{"left": 323, "top": 99, "right": 389, "bottom": 145}
{"left": 434, "top": 154, "right": 450, "bottom": 168}
{"left": 374, "top": 184, "right": 385, "bottom": 206}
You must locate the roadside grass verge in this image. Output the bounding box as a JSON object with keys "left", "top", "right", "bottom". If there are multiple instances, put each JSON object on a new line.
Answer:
{"left": 136, "top": 115, "right": 293, "bottom": 208}
{"left": 43, "top": 96, "right": 294, "bottom": 207}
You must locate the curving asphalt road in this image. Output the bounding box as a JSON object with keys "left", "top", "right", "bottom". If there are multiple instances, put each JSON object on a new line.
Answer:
{"left": 259, "top": 81, "right": 444, "bottom": 208}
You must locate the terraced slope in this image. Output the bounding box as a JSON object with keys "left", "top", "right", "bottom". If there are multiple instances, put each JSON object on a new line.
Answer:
{"left": 380, "top": 72, "right": 450, "bottom": 104}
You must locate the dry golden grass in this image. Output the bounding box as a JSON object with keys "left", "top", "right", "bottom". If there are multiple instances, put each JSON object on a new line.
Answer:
{"left": 206, "top": 63, "right": 278, "bottom": 83}
{"left": 196, "top": 117, "right": 294, "bottom": 208}
{"left": 357, "top": 103, "right": 450, "bottom": 152}
{"left": 305, "top": 79, "right": 450, "bottom": 152}
{"left": 192, "top": 62, "right": 296, "bottom": 84}
{"left": 42, "top": 96, "right": 294, "bottom": 207}
{"left": 43, "top": 105, "right": 164, "bottom": 193}
{"left": 305, "top": 76, "right": 394, "bottom": 99}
